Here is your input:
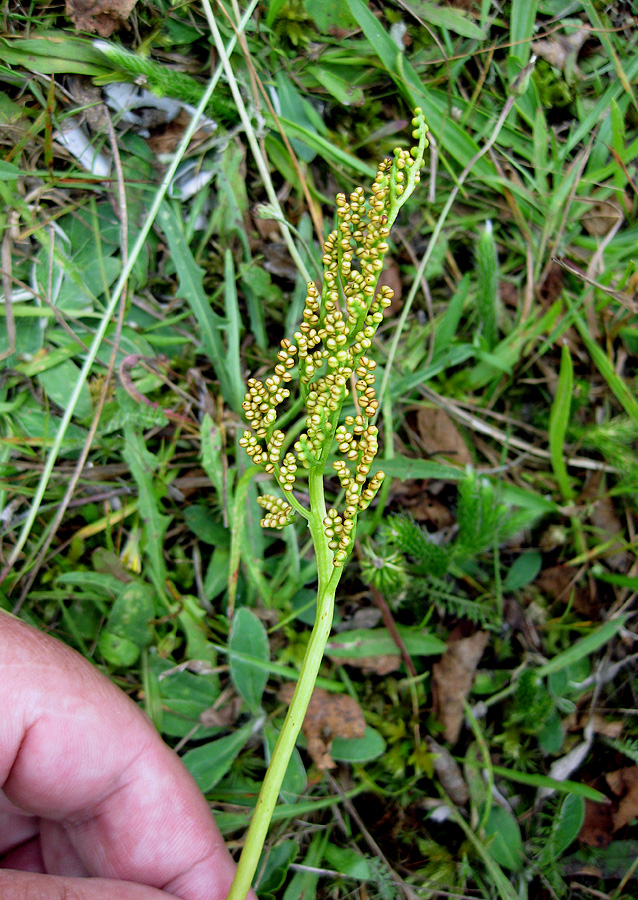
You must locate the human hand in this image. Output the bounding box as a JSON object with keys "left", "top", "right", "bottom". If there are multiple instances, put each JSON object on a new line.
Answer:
{"left": 0, "top": 610, "right": 245, "bottom": 900}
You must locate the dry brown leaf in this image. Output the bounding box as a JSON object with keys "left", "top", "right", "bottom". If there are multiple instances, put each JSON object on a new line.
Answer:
{"left": 417, "top": 406, "right": 473, "bottom": 466}
{"left": 432, "top": 631, "right": 489, "bottom": 744}
{"left": 333, "top": 654, "right": 401, "bottom": 676}
{"left": 538, "top": 261, "right": 564, "bottom": 305}
{"left": 531, "top": 26, "right": 590, "bottom": 75}
{"left": 565, "top": 713, "right": 623, "bottom": 740}
{"left": 278, "top": 684, "right": 365, "bottom": 769}
{"left": 589, "top": 495, "right": 628, "bottom": 572}
{"left": 606, "top": 766, "right": 638, "bottom": 831}
{"left": 578, "top": 796, "right": 614, "bottom": 847}
{"left": 427, "top": 737, "right": 469, "bottom": 806}
{"left": 66, "top": 0, "right": 137, "bottom": 36}
{"left": 582, "top": 200, "right": 623, "bottom": 237}
{"left": 199, "top": 695, "right": 243, "bottom": 728}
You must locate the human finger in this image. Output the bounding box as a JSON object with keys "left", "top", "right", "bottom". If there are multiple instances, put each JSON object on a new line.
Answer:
{"left": 0, "top": 869, "right": 184, "bottom": 900}
{"left": 0, "top": 611, "right": 239, "bottom": 900}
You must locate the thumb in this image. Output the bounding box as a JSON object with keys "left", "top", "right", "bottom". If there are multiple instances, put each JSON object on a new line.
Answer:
{"left": 0, "top": 870, "right": 180, "bottom": 900}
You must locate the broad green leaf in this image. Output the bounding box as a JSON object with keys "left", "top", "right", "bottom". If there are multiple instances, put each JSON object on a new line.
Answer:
{"left": 1, "top": 34, "right": 113, "bottom": 76}
{"left": 283, "top": 831, "right": 328, "bottom": 900}
{"left": 37, "top": 359, "right": 92, "bottom": 420}
{"left": 404, "top": 0, "right": 486, "bottom": 39}
{"left": 0, "top": 160, "right": 21, "bottom": 180}
{"left": 324, "top": 845, "right": 371, "bottom": 880}
{"left": 183, "top": 505, "right": 228, "bottom": 546}
{"left": 306, "top": 64, "right": 364, "bottom": 107}
{"left": 182, "top": 722, "right": 253, "bottom": 793}
{"left": 149, "top": 652, "right": 220, "bottom": 739}
{"left": 304, "top": 0, "right": 357, "bottom": 32}
{"left": 330, "top": 726, "right": 386, "bottom": 763}
{"left": 504, "top": 552, "right": 542, "bottom": 591}
{"left": 553, "top": 793, "right": 585, "bottom": 857}
{"left": 266, "top": 0, "right": 287, "bottom": 27}
{"left": 484, "top": 806, "right": 523, "bottom": 871}
{"left": 97, "top": 631, "right": 141, "bottom": 667}
{"left": 104, "top": 583, "right": 155, "bottom": 647}
{"left": 326, "top": 626, "right": 446, "bottom": 659}
{"left": 229, "top": 607, "right": 270, "bottom": 714}
{"left": 56, "top": 570, "right": 126, "bottom": 599}
{"left": 256, "top": 840, "right": 298, "bottom": 898}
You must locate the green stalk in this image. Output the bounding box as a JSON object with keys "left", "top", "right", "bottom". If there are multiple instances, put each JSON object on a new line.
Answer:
{"left": 231, "top": 110, "right": 429, "bottom": 900}
{"left": 227, "top": 472, "right": 335, "bottom": 900}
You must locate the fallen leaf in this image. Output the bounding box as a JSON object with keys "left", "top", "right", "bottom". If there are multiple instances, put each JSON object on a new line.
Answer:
{"left": 66, "top": 0, "right": 138, "bottom": 36}
{"left": 565, "top": 713, "right": 624, "bottom": 740}
{"left": 416, "top": 406, "right": 473, "bottom": 466}
{"left": 579, "top": 796, "right": 615, "bottom": 847}
{"left": 606, "top": 766, "right": 638, "bottom": 831}
{"left": 388, "top": 479, "right": 455, "bottom": 526}
{"left": 582, "top": 200, "right": 623, "bottom": 237}
{"left": 538, "top": 261, "right": 563, "bottom": 305}
{"left": 531, "top": 26, "right": 590, "bottom": 79}
{"left": 535, "top": 565, "right": 591, "bottom": 613}
{"left": 427, "top": 737, "right": 469, "bottom": 805}
{"left": 199, "top": 696, "right": 242, "bottom": 728}
{"left": 589, "top": 495, "right": 628, "bottom": 572}
{"left": 432, "top": 631, "right": 489, "bottom": 744}
{"left": 333, "top": 654, "right": 401, "bottom": 675}
{"left": 278, "top": 684, "right": 365, "bottom": 769}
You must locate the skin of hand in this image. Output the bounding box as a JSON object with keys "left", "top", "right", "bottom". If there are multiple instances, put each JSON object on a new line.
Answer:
{"left": 0, "top": 610, "right": 251, "bottom": 900}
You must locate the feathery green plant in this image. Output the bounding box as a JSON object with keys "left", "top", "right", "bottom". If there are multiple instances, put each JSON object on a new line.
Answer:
{"left": 227, "top": 110, "right": 430, "bottom": 900}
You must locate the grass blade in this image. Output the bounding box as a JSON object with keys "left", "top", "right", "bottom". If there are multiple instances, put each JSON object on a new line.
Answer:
{"left": 549, "top": 343, "right": 575, "bottom": 500}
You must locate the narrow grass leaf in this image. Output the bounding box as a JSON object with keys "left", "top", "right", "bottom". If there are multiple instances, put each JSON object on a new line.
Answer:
{"left": 345, "top": 0, "right": 494, "bottom": 178}
{"left": 536, "top": 616, "right": 626, "bottom": 678}
{"left": 549, "top": 343, "right": 574, "bottom": 500}
{"left": 573, "top": 312, "right": 638, "bottom": 429}
{"left": 403, "top": 0, "right": 486, "bottom": 39}
{"left": 201, "top": 413, "right": 226, "bottom": 501}
{"left": 447, "top": 804, "right": 519, "bottom": 900}
{"left": 484, "top": 764, "right": 606, "bottom": 802}
{"left": 223, "top": 249, "right": 244, "bottom": 413}
{"left": 122, "top": 419, "right": 171, "bottom": 601}
{"left": 476, "top": 222, "right": 499, "bottom": 350}
{"left": 156, "top": 202, "right": 237, "bottom": 409}
{"left": 509, "top": 0, "right": 538, "bottom": 64}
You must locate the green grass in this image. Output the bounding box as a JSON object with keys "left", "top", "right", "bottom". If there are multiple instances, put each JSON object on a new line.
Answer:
{"left": 2, "top": 1, "right": 638, "bottom": 898}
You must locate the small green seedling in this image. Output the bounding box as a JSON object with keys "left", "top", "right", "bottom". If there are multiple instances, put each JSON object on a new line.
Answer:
{"left": 227, "top": 111, "right": 430, "bottom": 900}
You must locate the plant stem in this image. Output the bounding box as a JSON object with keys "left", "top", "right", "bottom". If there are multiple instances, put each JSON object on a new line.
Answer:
{"left": 226, "top": 471, "right": 336, "bottom": 900}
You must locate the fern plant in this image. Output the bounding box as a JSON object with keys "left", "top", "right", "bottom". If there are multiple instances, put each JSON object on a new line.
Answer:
{"left": 361, "top": 470, "right": 530, "bottom": 626}
{"left": 227, "top": 111, "right": 430, "bottom": 900}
